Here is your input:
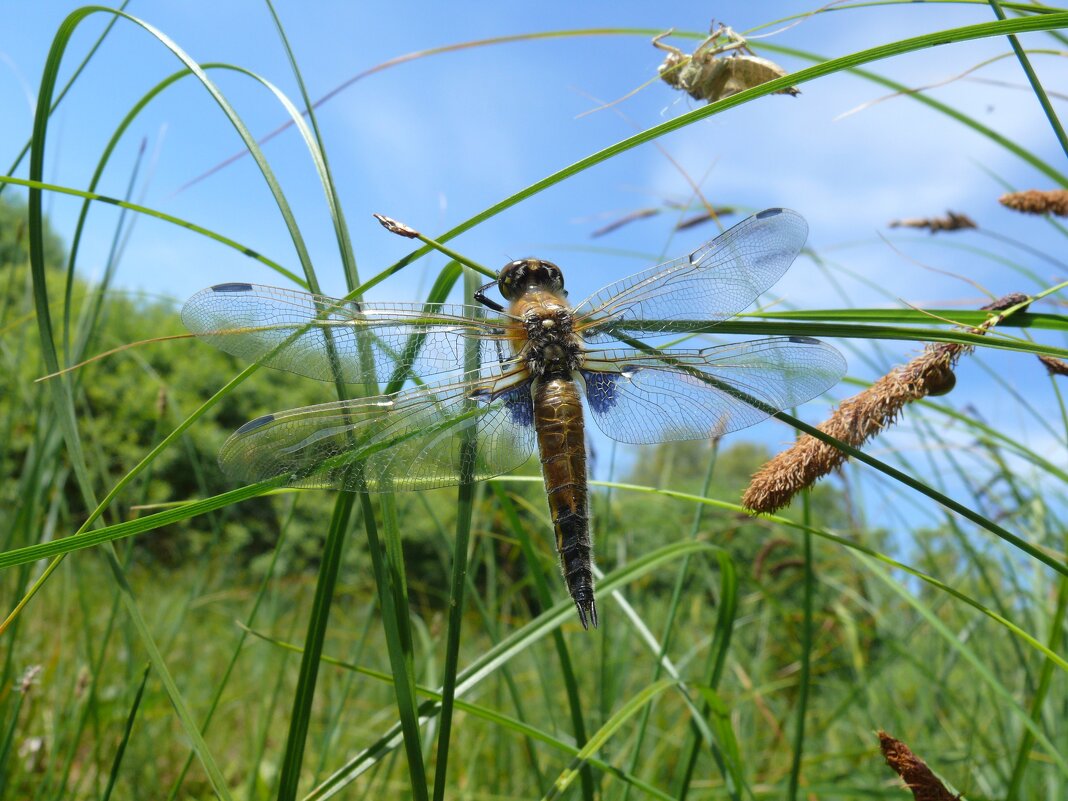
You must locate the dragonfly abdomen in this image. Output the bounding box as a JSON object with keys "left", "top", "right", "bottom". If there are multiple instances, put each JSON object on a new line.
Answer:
{"left": 533, "top": 376, "right": 597, "bottom": 629}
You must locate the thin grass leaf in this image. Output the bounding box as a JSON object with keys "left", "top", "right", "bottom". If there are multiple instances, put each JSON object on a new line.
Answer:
{"left": 749, "top": 308, "right": 1068, "bottom": 331}
{"left": 497, "top": 477, "right": 1068, "bottom": 671}
{"left": 621, "top": 444, "right": 720, "bottom": 801}
{"left": 674, "top": 550, "right": 739, "bottom": 800}
{"left": 0, "top": 174, "right": 305, "bottom": 286}
{"left": 357, "top": 13, "right": 1068, "bottom": 297}
{"left": 1006, "top": 571, "right": 1068, "bottom": 799}
{"left": 101, "top": 663, "right": 150, "bottom": 801}
{"left": 986, "top": 0, "right": 1068, "bottom": 158}
{"left": 787, "top": 491, "right": 814, "bottom": 801}
{"left": 493, "top": 485, "right": 594, "bottom": 801}
{"left": 542, "top": 678, "right": 677, "bottom": 801}
{"left": 307, "top": 540, "right": 715, "bottom": 799}
{"left": 431, "top": 268, "right": 481, "bottom": 801}
{"left": 856, "top": 553, "right": 1068, "bottom": 775}
{"left": 164, "top": 500, "right": 295, "bottom": 800}
{"left": 277, "top": 492, "right": 355, "bottom": 801}
{"left": 242, "top": 627, "right": 677, "bottom": 801}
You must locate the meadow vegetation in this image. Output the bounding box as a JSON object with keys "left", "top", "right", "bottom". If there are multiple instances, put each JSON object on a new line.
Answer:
{"left": 2, "top": 5, "right": 1067, "bottom": 801}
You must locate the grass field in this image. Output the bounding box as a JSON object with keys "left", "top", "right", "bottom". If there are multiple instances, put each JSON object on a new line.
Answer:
{"left": 2, "top": 4, "right": 1067, "bottom": 800}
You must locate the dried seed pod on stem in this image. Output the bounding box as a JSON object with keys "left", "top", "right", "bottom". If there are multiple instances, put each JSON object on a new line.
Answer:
{"left": 888, "top": 211, "right": 977, "bottom": 233}
{"left": 878, "top": 731, "right": 961, "bottom": 801}
{"left": 742, "top": 294, "right": 1028, "bottom": 514}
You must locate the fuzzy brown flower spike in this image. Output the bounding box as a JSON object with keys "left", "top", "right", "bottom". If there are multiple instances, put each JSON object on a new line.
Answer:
{"left": 878, "top": 731, "right": 960, "bottom": 801}
{"left": 999, "top": 189, "right": 1068, "bottom": 216}
{"left": 741, "top": 294, "right": 1027, "bottom": 514}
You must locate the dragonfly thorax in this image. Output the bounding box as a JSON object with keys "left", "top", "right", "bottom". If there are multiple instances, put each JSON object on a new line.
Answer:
{"left": 498, "top": 258, "right": 564, "bottom": 301}
{"left": 519, "top": 302, "right": 581, "bottom": 378}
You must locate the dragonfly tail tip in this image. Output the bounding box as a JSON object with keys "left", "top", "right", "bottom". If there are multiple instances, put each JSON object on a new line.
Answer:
{"left": 576, "top": 598, "right": 599, "bottom": 630}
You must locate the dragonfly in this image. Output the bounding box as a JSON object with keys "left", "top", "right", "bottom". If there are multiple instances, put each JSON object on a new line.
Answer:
{"left": 183, "top": 208, "right": 845, "bottom": 629}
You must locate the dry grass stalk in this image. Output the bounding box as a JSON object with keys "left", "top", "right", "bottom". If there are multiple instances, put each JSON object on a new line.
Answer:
{"left": 1038, "top": 354, "right": 1068, "bottom": 376}
{"left": 591, "top": 208, "right": 661, "bottom": 237}
{"left": 878, "top": 731, "right": 961, "bottom": 801}
{"left": 999, "top": 189, "right": 1068, "bottom": 216}
{"left": 888, "top": 211, "right": 976, "bottom": 233}
{"left": 742, "top": 294, "right": 1027, "bottom": 514}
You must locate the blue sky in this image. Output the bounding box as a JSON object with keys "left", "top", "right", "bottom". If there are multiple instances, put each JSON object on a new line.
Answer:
{"left": 2, "top": 2, "right": 1066, "bottom": 526}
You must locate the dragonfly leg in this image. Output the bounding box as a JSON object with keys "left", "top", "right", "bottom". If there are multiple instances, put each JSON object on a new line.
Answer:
{"left": 474, "top": 280, "right": 504, "bottom": 312}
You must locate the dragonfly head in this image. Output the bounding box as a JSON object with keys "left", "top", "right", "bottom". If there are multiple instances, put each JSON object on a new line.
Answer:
{"left": 498, "top": 258, "right": 564, "bottom": 301}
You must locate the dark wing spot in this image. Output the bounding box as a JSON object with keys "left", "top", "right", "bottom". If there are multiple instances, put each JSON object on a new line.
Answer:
{"left": 236, "top": 414, "right": 275, "bottom": 434}
{"left": 788, "top": 335, "right": 820, "bottom": 344}
{"left": 211, "top": 282, "right": 254, "bottom": 293}
{"left": 756, "top": 207, "right": 783, "bottom": 219}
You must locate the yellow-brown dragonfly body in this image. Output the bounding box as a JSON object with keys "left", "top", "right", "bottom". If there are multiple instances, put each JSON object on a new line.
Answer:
{"left": 502, "top": 260, "right": 596, "bottom": 626}
{"left": 183, "top": 208, "right": 846, "bottom": 628}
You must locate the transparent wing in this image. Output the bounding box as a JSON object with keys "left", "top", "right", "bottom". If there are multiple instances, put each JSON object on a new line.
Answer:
{"left": 573, "top": 208, "right": 808, "bottom": 342}
{"left": 219, "top": 374, "right": 536, "bottom": 491}
{"left": 182, "top": 283, "right": 518, "bottom": 386}
{"left": 580, "top": 337, "right": 845, "bottom": 444}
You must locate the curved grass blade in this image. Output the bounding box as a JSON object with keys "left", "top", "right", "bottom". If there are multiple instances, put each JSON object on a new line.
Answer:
{"left": 501, "top": 475, "right": 1068, "bottom": 671}
{"left": 857, "top": 552, "right": 1068, "bottom": 775}
{"left": 985, "top": 0, "right": 1068, "bottom": 157}
{"left": 0, "top": 174, "right": 304, "bottom": 286}
{"left": 164, "top": 504, "right": 294, "bottom": 800}
{"left": 263, "top": 0, "right": 359, "bottom": 292}
{"left": 277, "top": 492, "right": 356, "bottom": 801}
{"left": 0, "top": 0, "right": 132, "bottom": 197}
{"left": 431, "top": 268, "right": 482, "bottom": 801}
{"left": 101, "top": 663, "right": 150, "bottom": 801}
{"left": 493, "top": 485, "right": 594, "bottom": 801}
{"left": 241, "top": 627, "right": 677, "bottom": 801}
{"left": 786, "top": 492, "right": 814, "bottom": 801}
{"left": 674, "top": 550, "right": 739, "bottom": 799}
{"left": 542, "top": 678, "right": 678, "bottom": 801}
{"left": 1006, "top": 572, "right": 1068, "bottom": 798}
{"left": 306, "top": 540, "right": 715, "bottom": 799}
{"left": 355, "top": 13, "right": 1068, "bottom": 299}
{"left": 621, "top": 445, "right": 720, "bottom": 801}
{"left": 749, "top": 308, "right": 1068, "bottom": 331}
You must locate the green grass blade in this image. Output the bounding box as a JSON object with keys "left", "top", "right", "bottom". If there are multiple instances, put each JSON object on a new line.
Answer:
{"left": 431, "top": 267, "right": 481, "bottom": 801}
{"left": 748, "top": 309, "right": 1068, "bottom": 330}
{"left": 674, "top": 550, "right": 739, "bottom": 799}
{"left": 361, "top": 13, "right": 1068, "bottom": 291}
{"left": 622, "top": 445, "right": 720, "bottom": 801}
{"left": 164, "top": 501, "right": 295, "bottom": 800}
{"left": 542, "top": 678, "right": 677, "bottom": 801}
{"left": 857, "top": 553, "right": 1068, "bottom": 774}
{"left": 1006, "top": 571, "right": 1068, "bottom": 798}
{"left": 263, "top": 0, "right": 360, "bottom": 293}
{"left": 307, "top": 541, "right": 715, "bottom": 798}
{"left": 493, "top": 485, "right": 594, "bottom": 801}
{"left": 986, "top": 0, "right": 1068, "bottom": 158}
{"left": 0, "top": 480, "right": 283, "bottom": 571}
{"left": 0, "top": 0, "right": 131, "bottom": 197}
{"left": 242, "top": 627, "right": 677, "bottom": 801}
{"left": 277, "top": 492, "right": 355, "bottom": 801}
{"left": 0, "top": 174, "right": 305, "bottom": 286}
{"left": 498, "top": 477, "right": 1068, "bottom": 671}
{"left": 787, "top": 492, "right": 814, "bottom": 801}
{"left": 360, "top": 494, "right": 429, "bottom": 800}
{"left": 100, "top": 663, "right": 150, "bottom": 801}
